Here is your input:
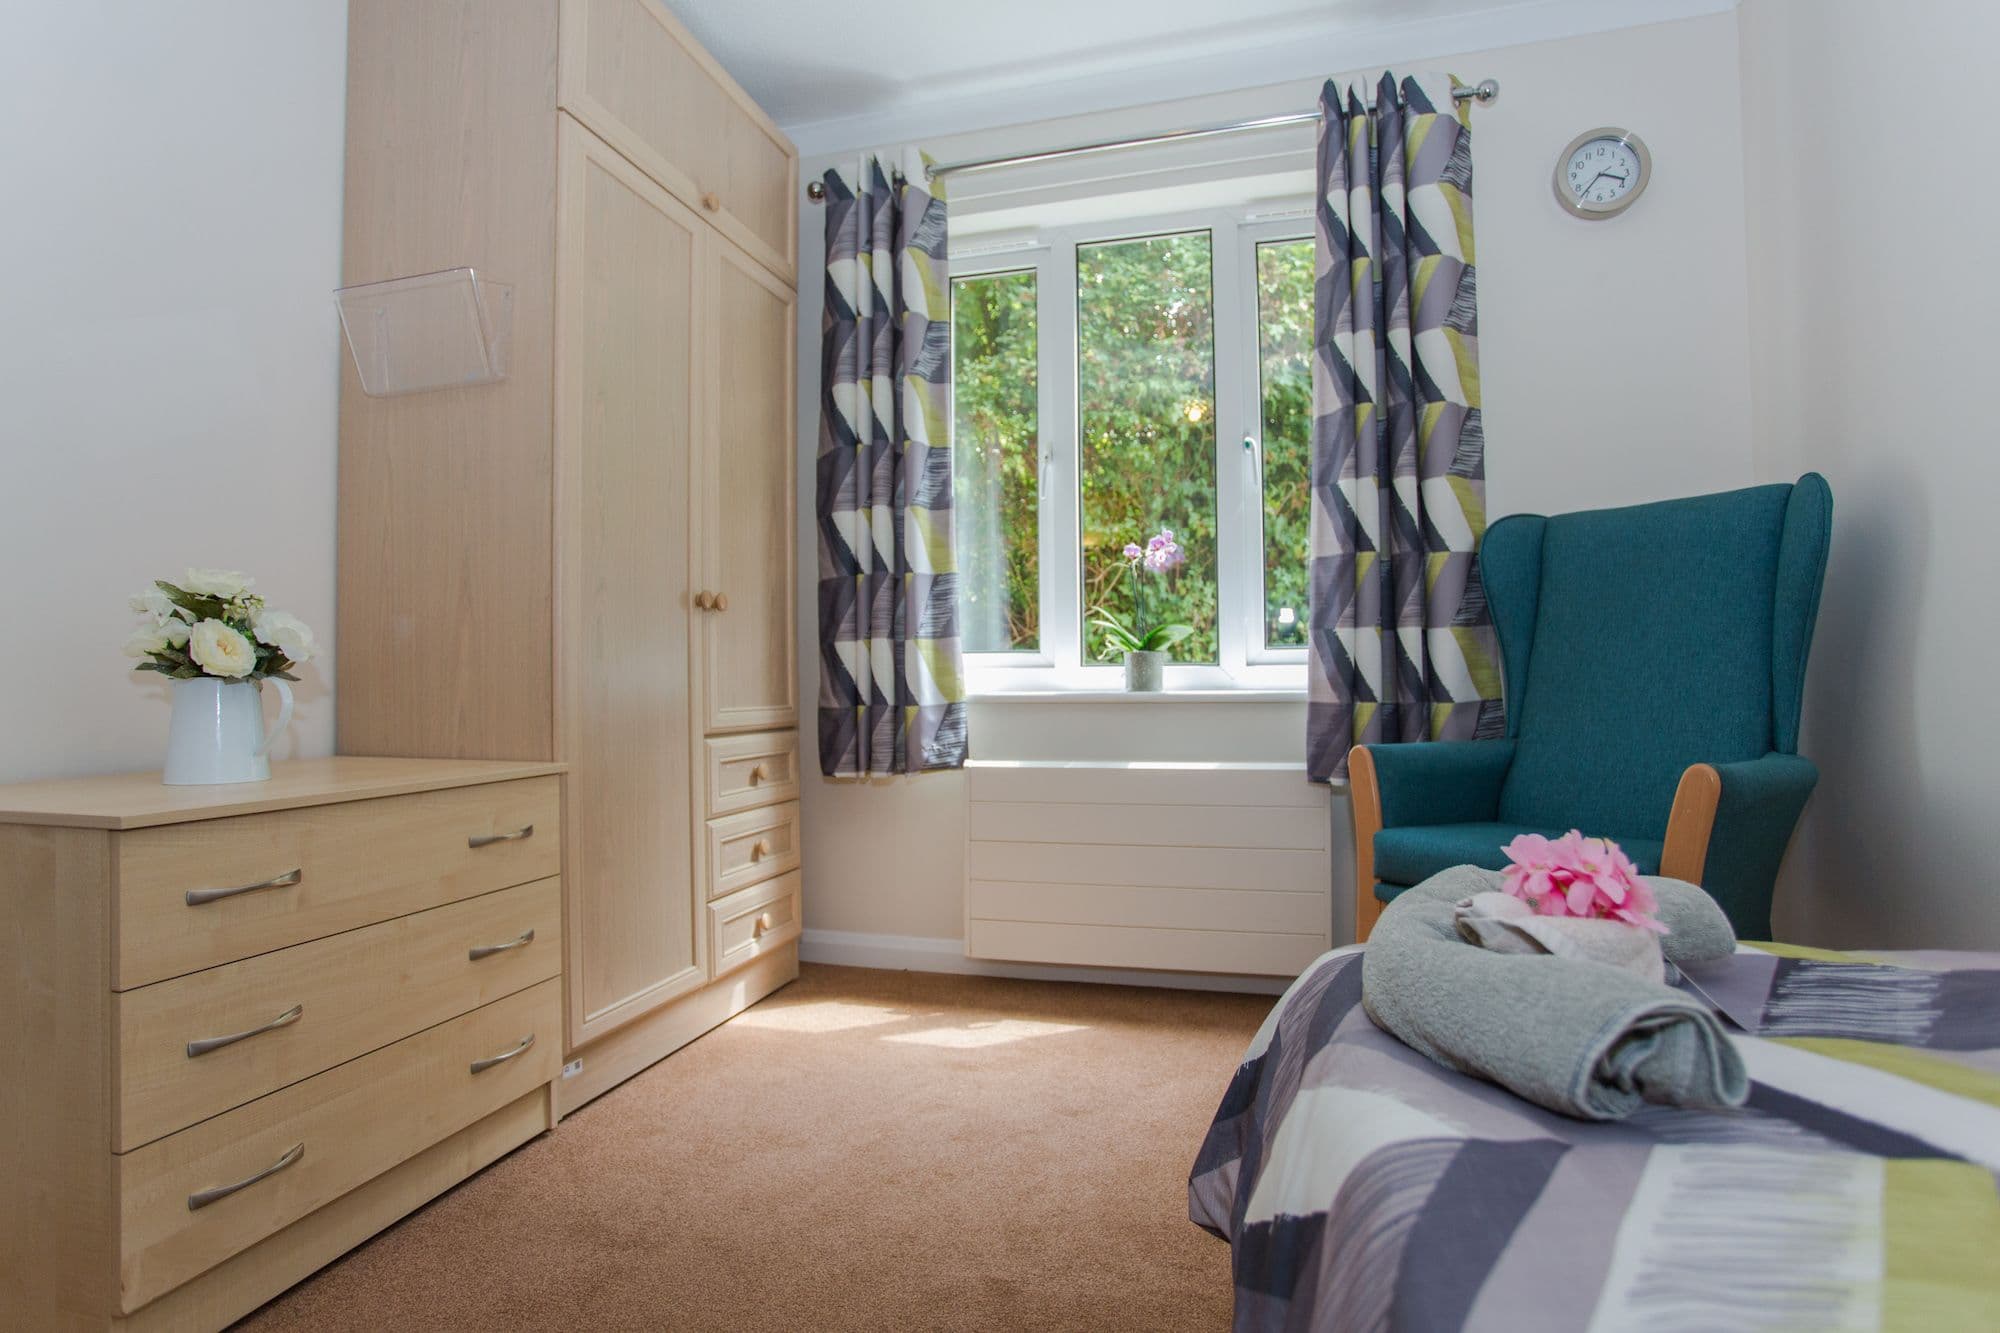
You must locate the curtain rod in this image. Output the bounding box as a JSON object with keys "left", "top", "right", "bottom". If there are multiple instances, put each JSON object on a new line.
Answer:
{"left": 804, "top": 78, "right": 1497, "bottom": 201}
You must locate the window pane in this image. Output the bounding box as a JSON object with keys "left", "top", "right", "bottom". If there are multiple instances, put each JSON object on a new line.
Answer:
{"left": 1256, "top": 239, "right": 1314, "bottom": 648}
{"left": 1076, "top": 232, "right": 1217, "bottom": 664}
{"left": 952, "top": 269, "right": 1040, "bottom": 653}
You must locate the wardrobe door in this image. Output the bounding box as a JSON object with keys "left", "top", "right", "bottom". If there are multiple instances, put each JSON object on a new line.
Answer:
{"left": 556, "top": 116, "right": 707, "bottom": 1047}
{"left": 694, "top": 239, "right": 798, "bottom": 735}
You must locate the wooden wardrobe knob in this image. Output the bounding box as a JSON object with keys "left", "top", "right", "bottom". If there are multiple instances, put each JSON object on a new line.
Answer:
{"left": 701, "top": 191, "right": 721, "bottom": 212}
{"left": 694, "top": 591, "right": 712, "bottom": 610}
{"left": 748, "top": 764, "right": 767, "bottom": 784}
{"left": 712, "top": 592, "right": 728, "bottom": 611}
{"left": 753, "top": 911, "right": 774, "bottom": 938}
{"left": 750, "top": 840, "right": 771, "bottom": 862}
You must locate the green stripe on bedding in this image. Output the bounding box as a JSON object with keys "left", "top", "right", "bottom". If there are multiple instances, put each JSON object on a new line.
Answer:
{"left": 1743, "top": 941, "right": 1880, "bottom": 964}
{"left": 1883, "top": 1159, "right": 2000, "bottom": 1330}
{"left": 1776, "top": 1038, "right": 2000, "bottom": 1109}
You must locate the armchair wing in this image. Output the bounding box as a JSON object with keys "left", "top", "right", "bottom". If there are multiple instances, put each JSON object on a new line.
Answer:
{"left": 1350, "top": 740, "right": 1515, "bottom": 939}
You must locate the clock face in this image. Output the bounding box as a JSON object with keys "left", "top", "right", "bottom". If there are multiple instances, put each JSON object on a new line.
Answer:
{"left": 1554, "top": 129, "right": 1650, "bottom": 218}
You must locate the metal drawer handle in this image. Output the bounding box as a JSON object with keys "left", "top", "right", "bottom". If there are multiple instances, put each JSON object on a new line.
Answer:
{"left": 187, "top": 1142, "right": 304, "bottom": 1211}
{"left": 185, "top": 867, "right": 302, "bottom": 907}
{"left": 468, "top": 929, "right": 535, "bottom": 961}
{"left": 750, "top": 840, "right": 771, "bottom": 862}
{"left": 470, "top": 1033, "right": 536, "bottom": 1075}
{"left": 186, "top": 1003, "right": 304, "bottom": 1058}
{"left": 468, "top": 825, "right": 533, "bottom": 849}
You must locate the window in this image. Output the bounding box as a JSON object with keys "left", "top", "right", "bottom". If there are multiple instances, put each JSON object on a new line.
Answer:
{"left": 1077, "top": 232, "right": 1217, "bottom": 663}
{"left": 1255, "top": 238, "right": 1313, "bottom": 650}
{"left": 951, "top": 269, "right": 1040, "bottom": 653}
{"left": 952, "top": 204, "right": 1313, "bottom": 690}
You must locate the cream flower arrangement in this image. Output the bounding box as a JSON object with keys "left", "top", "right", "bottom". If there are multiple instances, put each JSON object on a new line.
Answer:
{"left": 125, "top": 568, "right": 315, "bottom": 683}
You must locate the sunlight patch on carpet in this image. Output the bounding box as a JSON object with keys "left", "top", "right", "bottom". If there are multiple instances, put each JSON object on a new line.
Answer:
{"left": 883, "top": 1019, "right": 1090, "bottom": 1048}
{"left": 730, "top": 1000, "right": 909, "bottom": 1033}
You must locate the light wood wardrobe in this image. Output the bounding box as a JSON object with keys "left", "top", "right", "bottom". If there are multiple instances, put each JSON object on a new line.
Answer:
{"left": 338, "top": 0, "right": 802, "bottom": 1114}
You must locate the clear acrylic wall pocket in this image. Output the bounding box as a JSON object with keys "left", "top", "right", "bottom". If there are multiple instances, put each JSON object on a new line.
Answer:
{"left": 334, "top": 267, "right": 512, "bottom": 396}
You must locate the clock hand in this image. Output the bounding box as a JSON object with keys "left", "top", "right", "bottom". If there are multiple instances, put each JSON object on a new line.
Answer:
{"left": 1575, "top": 170, "right": 1609, "bottom": 199}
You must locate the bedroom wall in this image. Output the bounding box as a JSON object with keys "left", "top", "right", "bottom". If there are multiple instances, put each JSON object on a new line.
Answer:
{"left": 0, "top": 1, "right": 349, "bottom": 783}
{"left": 793, "top": 13, "right": 1759, "bottom": 959}
{"left": 1739, "top": 0, "right": 2000, "bottom": 948}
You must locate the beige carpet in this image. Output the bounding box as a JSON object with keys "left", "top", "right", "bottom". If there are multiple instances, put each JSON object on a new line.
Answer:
{"left": 236, "top": 963, "right": 1272, "bottom": 1332}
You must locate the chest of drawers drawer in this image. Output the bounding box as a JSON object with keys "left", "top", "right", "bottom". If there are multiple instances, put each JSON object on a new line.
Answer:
{"left": 116, "top": 977, "right": 561, "bottom": 1314}
{"left": 113, "top": 776, "right": 560, "bottom": 989}
{"left": 116, "top": 876, "right": 561, "bottom": 1152}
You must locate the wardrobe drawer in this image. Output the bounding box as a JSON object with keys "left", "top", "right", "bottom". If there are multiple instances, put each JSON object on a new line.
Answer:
{"left": 704, "top": 730, "right": 799, "bottom": 816}
{"left": 115, "top": 878, "right": 560, "bottom": 1152}
{"left": 709, "top": 871, "right": 800, "bottom": 978}
{"left": 706, "top": 801, "right": 800, "bottom": 900}
{"left": 113, "top": 776, "right": 561, "bottom": 989}
{"left": 116, "top": 977, "right": 559, "bottom": 1313}
{"left": 559, "top": 0, "right": 794, "bottom": 278}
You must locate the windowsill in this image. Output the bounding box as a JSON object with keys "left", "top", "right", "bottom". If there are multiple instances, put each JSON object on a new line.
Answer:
{"left": 968, "top": 686, "right": 1305, "bottom": 703}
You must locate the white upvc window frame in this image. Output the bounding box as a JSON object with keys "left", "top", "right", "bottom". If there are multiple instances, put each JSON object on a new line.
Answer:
{"left": 952, "top": 199, "right": 1314, "bottom": 697}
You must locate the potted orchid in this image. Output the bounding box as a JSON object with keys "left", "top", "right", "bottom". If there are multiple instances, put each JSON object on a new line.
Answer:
{"left": 1090, "top": 528, "right": 1194, "bottom": 692}
{"left": 126, "top": 569, "right": 317, "bottom": 785}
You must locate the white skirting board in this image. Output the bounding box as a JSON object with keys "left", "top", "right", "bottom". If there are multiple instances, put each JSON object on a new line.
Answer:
{"left": 962, "top": 759, "right": 1335, "bottom": 977}
{"left": 798, "top": 928, "right": 1292, "bottom": 995}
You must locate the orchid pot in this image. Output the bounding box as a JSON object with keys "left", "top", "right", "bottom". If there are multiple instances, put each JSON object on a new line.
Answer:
{"left": 1123, "top": 650, "right": 1168, "bottom": 692}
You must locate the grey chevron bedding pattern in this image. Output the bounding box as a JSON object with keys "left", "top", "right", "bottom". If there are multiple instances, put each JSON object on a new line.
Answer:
{"left": 1189, "top": 944, "right": 2000, "bottom": 1331}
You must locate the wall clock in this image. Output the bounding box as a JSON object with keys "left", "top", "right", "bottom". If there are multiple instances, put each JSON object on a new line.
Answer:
{"left": 1553, "top": 128, "right": 1651, "bottom": 219}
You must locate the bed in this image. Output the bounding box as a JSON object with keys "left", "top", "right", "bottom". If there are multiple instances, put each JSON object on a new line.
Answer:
{"left": 1189, "top": 942, "right": 2000, "bottom": 1331}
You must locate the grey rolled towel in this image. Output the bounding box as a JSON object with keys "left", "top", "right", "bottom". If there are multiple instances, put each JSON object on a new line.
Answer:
{"left": 1361, "top": 865, "right": 1747, "bottom": 1120}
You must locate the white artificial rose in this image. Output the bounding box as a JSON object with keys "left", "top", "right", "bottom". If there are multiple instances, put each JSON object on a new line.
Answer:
{"left": 123, "top": 624, "right": 171, "bottom": 658}
{"left": 182, "top": 567, "right": 256, "bottom": 600}
{"left": 252, "top": 609, "right": 316, "bottom": 664}
{"left": 129, "top": 588, "right": 178, "bottom": 621}
{"left": 161, "top": 619, "right": 191, "bottom": 649}
{"left": 188, "top": 619, "right": 257, "bottom": 678}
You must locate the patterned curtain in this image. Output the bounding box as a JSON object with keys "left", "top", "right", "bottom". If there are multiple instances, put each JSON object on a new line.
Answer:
{"left": 1306, "top": 74, "right": 1503, "bottom": 783}
{"left": 816, "top": 152, "right": 967, "bottom": 778}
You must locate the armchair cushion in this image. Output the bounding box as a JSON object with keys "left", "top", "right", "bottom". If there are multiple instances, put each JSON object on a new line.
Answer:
{"left": 1374, "top": 822, "right": 1663, "bottom": 891}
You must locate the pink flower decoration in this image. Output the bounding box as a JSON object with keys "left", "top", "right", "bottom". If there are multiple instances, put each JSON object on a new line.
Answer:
{"left": 1500, "top": 830, "right": 1667, "bottom": 934}
{"left": 1122, "top": 543, "right": 1144, "bottom": 562}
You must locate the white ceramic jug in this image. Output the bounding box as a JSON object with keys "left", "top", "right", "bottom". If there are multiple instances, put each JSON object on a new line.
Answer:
{"left": 162, "top": 677, "right": 293, "bottom": 785}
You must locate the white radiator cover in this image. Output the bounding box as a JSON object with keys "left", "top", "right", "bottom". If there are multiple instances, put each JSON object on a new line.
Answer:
{"left": 963, "top": 760, "right": 1333, "bottom": 976}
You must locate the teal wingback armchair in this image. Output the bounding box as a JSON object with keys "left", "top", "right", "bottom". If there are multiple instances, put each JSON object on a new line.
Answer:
{"left": 1349, "top": 475, "right": 1832, "bottom": 942}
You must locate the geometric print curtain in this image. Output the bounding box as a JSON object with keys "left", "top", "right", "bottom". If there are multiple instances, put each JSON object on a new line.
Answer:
{"left": 1306, "top": 74, "right": 1504, "bottom": 783}
{"left": 816, "top": 150, "right": 968, "bottom": 777}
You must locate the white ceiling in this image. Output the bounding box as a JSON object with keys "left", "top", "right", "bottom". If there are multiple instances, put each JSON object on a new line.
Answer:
{"left": 662, "top": 0, "right": 1735, "bottom": 154}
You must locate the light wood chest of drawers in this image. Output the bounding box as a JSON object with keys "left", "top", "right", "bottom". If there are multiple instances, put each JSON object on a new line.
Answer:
{"left": 0, "top": 757, "right": 566, "bottom": 1331}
